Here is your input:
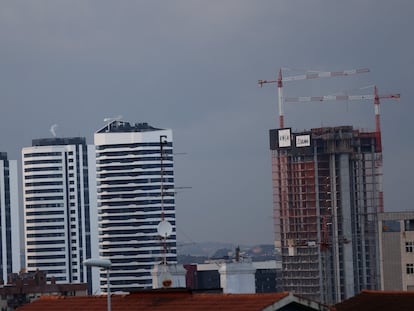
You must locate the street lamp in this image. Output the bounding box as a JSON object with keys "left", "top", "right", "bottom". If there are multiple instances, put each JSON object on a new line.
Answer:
{"left": 83, "top": 259, "right": 112, "bottom": 311}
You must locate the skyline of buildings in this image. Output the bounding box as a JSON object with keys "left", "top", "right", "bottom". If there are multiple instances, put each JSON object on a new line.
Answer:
{"left": 18, "top": 121, "right": 179, "bottom": 293}
{"left": 0, "top": 118, "right": 410, "bottom": 300}
{"left": 270, "top": 126, "right": 382, "bottom": 304}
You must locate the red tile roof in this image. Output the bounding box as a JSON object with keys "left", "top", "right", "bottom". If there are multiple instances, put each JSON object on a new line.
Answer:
{"left": 333, "top": 290, "right": 414, "bottom": 311}
{"left": 15, "top": 289, "right": 325, "bottom": 311}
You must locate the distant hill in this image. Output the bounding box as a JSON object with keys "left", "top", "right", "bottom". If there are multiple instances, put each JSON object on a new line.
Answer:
{"left": 177, "top": 242, "right": 278, "bottom": 264}
{"left": 177, "top": 241, "right": 240, "bottom": 257}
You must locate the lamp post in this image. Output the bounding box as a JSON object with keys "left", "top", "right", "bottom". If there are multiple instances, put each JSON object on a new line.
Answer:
{"left": 83, "top": 259, "right": 112, "bottom": 311}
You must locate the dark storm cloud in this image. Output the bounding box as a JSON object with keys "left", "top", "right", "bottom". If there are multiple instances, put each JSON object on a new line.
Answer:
{"left": 0, "top": 1, "right": 413, "bottom": 244}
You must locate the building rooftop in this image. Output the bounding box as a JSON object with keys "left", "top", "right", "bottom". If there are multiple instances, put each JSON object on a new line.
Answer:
{"left": 1, "top": 270, "right": 87, "bottom": 310}
{"left": 333, "top": 290, "right": 414, "bottom": 311}
{"left": 32, "top": 137, "right": 86, "bottom": 147}
{"left": 96, "top": 120, "right": 163, "bottom": 134}
{"left": 2, "top": 270, "right": 88, "bottom": 295}
{"left": 379, "top": 211, "right": 414, "bottom": 220}
{"left": 269, "top": 125, "right": 377, "bottom": 153}
{"left": 15, "top": 289, "right": 329, "bottom": 311}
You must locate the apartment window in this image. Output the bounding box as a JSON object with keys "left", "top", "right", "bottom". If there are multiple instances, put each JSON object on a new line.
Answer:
{"left": 406, "top": 241, "right": 414, "bottom": 253}
{"left": 383, "top": 220, "right": 400, "bottom": 232}
{"left": 405, "top": 219, "right": 414, "bottom": 231}
{"left": 406, "top": 263, "right": 414, "bottom": 274}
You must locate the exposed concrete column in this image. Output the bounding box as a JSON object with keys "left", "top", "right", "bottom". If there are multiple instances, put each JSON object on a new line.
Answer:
{"left": 339, "top": 153, "right": 355, "bottom": 299}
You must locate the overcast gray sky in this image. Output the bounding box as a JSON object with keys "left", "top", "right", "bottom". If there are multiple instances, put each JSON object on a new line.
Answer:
{"left": 1, "top": 1, "right": 413, "bottom": 245}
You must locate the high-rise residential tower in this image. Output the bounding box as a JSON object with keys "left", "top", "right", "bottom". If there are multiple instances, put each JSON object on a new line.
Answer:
{"left": 0, "top": 152, "right": 21, "bottom": 282}
{"left": 22, "top": 138, "right": 98, "bottom": 293}
{"left": 270, "top": 126, "right": 381, "bottom": 304}
{"left": 94, "top": 120, "right": 177, "bottom": 292}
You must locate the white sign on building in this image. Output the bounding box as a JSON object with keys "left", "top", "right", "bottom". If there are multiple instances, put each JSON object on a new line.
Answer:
{"left": 296, "top": 134, "right": 311, "bottom": 147}
{"left": 278, "top": 128, "right": 291, "bottom": 148}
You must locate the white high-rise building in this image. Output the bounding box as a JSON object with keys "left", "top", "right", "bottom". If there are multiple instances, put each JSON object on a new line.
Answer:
{"left": 22, "top": 138, "right": 99, "bottom": 293}
{"left": 95, "top": 121, "right": 177, "bottom": 292}
{"left": 0, "top": 152, "right": 21, "bottom": 282}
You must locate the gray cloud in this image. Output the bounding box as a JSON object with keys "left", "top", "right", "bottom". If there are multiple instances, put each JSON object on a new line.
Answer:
{"left": 0, "top": 0, "right": 413, "bottom": 245}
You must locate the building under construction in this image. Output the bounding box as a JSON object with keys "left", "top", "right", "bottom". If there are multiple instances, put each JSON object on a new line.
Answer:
{"left": 269, "top": 126, "right": 382, "bottom": 304}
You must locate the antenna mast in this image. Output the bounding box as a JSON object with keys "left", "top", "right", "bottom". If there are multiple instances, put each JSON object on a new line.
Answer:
{"left": 155, "top": 135, "right": 174, "bottom": 288}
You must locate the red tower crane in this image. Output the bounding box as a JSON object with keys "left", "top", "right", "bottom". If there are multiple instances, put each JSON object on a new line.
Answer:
{"left": 284, "top": 86, "right": 400, "bottom": 214}
{"left": 258, "top": 68, "right": 370, "bottom": 128}
{"left": 284, "top": 86, "right": 400, "bottom": 152}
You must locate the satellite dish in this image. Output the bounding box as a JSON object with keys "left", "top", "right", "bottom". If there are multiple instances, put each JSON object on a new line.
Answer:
{"left": 157, "top": 220, "right": 173, "bottom": 238}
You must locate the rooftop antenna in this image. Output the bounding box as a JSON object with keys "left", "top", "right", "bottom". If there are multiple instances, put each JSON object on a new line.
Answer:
{"left": 103, "top": 115, "right": 122, "bottom": 132}
{"left": 50, "top": 124, "right": 58, "bottom": 137}
{"left": 157, "top": 135, "right": 173, "bottom": 287}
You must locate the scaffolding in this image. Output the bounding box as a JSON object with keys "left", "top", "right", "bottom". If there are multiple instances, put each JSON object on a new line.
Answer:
{"left": 271, "top": 126, "right": 381, "bottom": 304}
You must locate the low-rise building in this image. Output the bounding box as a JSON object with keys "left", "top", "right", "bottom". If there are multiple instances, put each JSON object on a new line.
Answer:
{"left": 15, "top": 288, "right": 330, "bottom": 311}
{"left": 184, "top": 260, "right": 282, "bottom": 293}
{"left": 378, "top": 212, "right": 414, "bottom": 290}
{"left": 0, "top": 270, "right": 87, "bottom": 310}
{"left": 333, "top": 290, "right": 414, "bottom": 311}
